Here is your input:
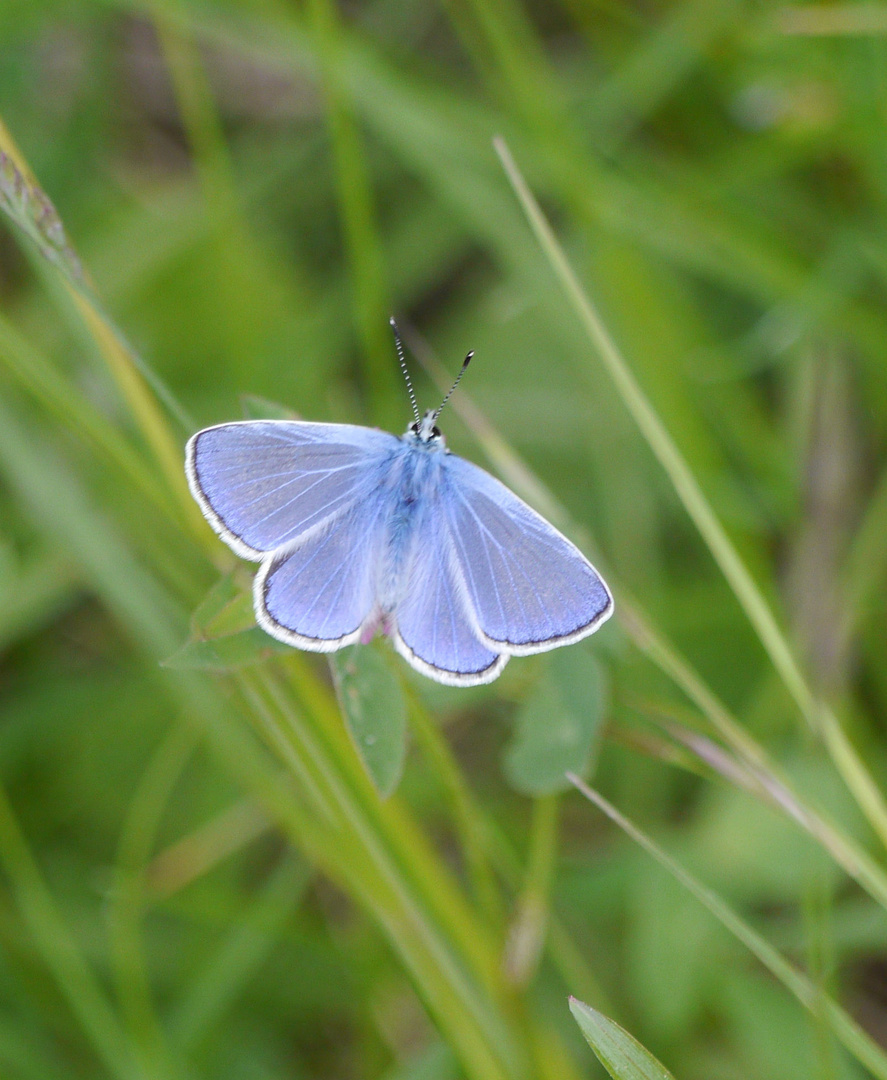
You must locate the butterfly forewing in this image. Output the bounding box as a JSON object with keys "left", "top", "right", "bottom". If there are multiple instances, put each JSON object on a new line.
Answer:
{"left": 441, "top": 456, "right": 613, "bottom": 653}
{"left": 186, "top": 420, "right": 399, "bottom": 558}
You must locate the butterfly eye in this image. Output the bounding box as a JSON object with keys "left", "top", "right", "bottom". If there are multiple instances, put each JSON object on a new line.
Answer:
{"left": 409, "top": 421, "right": 420, "bottom": 434}
{"left": 432, "top": 426, "right": 441, "bottom": 438}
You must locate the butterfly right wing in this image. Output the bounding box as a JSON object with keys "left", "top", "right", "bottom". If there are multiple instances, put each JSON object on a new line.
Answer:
{"left": 439, "top": 455, "right": 613, "bottom": 654}
{"left": 186, "top": 420, "right": 399, "bottom": 559}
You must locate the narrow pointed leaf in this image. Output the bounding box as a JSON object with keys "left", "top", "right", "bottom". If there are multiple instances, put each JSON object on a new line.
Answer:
{"left": 570, "top": 998, "right": 676, "bottom": 1080}
{"left": 0, "top": 137, "right": 83, "bottom": 283}
{"left": 162, "top": 626, "right": 291, "bottom": 670}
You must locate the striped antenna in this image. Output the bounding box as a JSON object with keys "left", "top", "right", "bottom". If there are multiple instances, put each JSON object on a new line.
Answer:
{"left": 433, "top": 350, "right": 473, "bottom": 422}
{"left": 389, "top": 318, "right": 420, "bottom": 424}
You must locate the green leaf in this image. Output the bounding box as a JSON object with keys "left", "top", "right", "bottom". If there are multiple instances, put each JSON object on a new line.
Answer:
{"left": 189, "top": 571, "right": 241, "bottom": 630}
{"left": 164, "top": 575, "right": 290, "bottom": 670}
{"left": 569, "top": 998, "right": 676, "bottom": 1080}
{"left": 503, "top": 647, "right": 607, "bottom": 795}
{"left": 330, "top": 644, "right": 407, "bottom": 798}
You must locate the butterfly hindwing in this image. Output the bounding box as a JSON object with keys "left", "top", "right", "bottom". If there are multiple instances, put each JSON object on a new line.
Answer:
{"left": 392, "top": 515, "right": 506, "bottom": 686}
{"left": 256, "top": 493, "right": 390, "bottom": 649}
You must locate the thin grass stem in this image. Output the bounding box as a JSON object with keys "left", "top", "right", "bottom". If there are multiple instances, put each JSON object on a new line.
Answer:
{"left": 568, "top": 776, "right": 887, "bottom": 1080}
{"left": 494, "top": 135, "right": 887, "bottom": 851}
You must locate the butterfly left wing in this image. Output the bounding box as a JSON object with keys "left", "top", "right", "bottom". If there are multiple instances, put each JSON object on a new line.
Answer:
{"left": 188, "top": 419, "right": 400, "bottom": 651}
{"left": 440, "top": 455, "right": 613, "bottom": 654}
{"left": 186, "top": 420, "right": 399, "bottom": 559}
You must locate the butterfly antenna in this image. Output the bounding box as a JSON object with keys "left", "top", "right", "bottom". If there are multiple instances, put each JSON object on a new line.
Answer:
{"left": 390, "top": 318, "right": 420, "bottom": 424}
{"left": 433, "top": 350, "right": 473, "bottom": 422}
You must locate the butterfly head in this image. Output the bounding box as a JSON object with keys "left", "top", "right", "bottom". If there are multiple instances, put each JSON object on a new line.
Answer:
{"left": 409, "top": 410, "right": 442, "bottom": 443}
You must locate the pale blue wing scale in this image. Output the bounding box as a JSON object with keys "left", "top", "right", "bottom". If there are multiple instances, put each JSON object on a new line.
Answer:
{"left": 255, "top": 494, "right": 390, "bottom": 649}
{"left": 440, "top": 455, "right": 613, "bottom": 654}
{"left": 186, "top": 420, "right": 399, "bottom": 559}
{"left": 393, "top": 523, "right": 507, "bottom": 687}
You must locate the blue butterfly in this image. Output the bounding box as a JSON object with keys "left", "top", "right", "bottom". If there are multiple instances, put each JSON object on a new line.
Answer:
{"left": 185, "top": 323, "right": 613, "bottom": 686}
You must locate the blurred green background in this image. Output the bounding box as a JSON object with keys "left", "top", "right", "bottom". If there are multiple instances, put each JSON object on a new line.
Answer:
{"left": 1, "top": 1, "right": 887, "bottom": 1078}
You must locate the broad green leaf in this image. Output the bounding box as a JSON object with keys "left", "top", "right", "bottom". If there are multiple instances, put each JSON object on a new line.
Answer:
{"left": 330, "top": 644, "right": 407, "bottom": 798}
{"left": 503, "top": 647, "right": 607, "bottom": 795}
{"left": 570, "top": 998, "right": 676, "bottom": 1080}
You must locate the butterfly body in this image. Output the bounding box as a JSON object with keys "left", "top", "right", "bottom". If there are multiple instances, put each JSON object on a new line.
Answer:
{"left": 367, "top": 428, "right": 446, "bottom": 614}
{"left": 187, "top": 407, "right": 613, "bottom": 686}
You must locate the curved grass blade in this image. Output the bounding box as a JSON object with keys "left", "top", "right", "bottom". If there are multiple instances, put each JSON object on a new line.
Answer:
{"left": 0, "top": 122, "right": 83, "bottom": 284}
{"left": 494, "top": 135, "right": 887, "bottom": 852}
{"left": 0, "top": 115, "right": 198, "bottom": 525}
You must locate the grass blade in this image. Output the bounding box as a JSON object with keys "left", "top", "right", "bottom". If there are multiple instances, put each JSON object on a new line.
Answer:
{"left": 494, "top": 135, "right": 887, "bottom": 851}
{"left": 568, "top": 775, "right": 887, "bottom": 1080}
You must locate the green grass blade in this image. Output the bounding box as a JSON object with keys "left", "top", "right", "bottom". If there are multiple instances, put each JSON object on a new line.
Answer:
{"left": 0, "top": 118, "right": 83, "bottom": 284}
{"left": 0, "top": 310, "right": 179, "bottom": 523}
{"left": 494, "top": 135, "right": 887, "bottom": 851}
{"left": 169, "top": 855, "right": 311, "bottom": 1051}
{"left": 404, "top": 688, "right": 503, "bottom": 927}
{"left": 569, "top": 776, "right": 887, "bottom": 1080}
{"left": 0, "top": 782, "right": 144, "bottom": 1080}
{"left": 110, "top": 725, "right": 198, "bottom": 1078}
{"left": 0, "top": 114, "right": 199, "bottom": 529}
{"left": 503, "top": 794, "right": 559, "bottom": 989}
{"left": 307, "top": 0, "right": 396, "bottom": 423}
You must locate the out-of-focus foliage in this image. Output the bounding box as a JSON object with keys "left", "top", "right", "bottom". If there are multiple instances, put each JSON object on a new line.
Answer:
{"left": 1, "top": 2, "right": 886, "bottom": 1079}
